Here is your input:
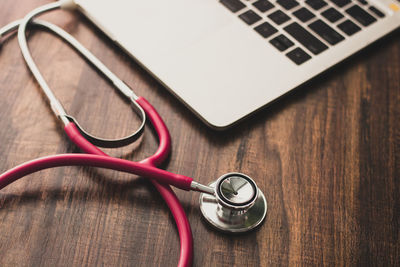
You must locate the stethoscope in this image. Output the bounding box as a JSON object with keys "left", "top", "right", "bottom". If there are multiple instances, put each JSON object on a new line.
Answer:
{"left": 0, "top": 1, "right": 267, "bottom": 266}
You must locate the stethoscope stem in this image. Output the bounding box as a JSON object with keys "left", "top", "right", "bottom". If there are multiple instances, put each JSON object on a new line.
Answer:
{"left": 190, "top": 181, "right": 215, "bottom": 195}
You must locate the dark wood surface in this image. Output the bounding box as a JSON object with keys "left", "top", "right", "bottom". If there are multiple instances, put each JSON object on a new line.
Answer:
{"left": 0, "top": 1, "right": 399, "bottom": 266}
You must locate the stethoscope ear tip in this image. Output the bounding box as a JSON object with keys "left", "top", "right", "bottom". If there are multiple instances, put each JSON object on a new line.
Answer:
{"left": 199, "top": 172, "right": 267, "bottom": 233}
{"left": 59, "top": 0, "right": 77, "bottom": 11}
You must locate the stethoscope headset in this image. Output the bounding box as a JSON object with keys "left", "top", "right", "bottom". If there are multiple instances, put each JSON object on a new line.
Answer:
{"left": 0, "top": 1, "right": 267, "bottom": 266}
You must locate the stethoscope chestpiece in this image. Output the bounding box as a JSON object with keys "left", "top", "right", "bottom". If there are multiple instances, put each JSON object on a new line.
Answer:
{"left": 199, "top": 173, "right": 267, "bottom": 233}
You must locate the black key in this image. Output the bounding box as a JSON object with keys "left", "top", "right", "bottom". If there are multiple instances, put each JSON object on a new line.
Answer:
{"left": 277, "top": 0, "right": 299, "bottom": 10}
{"left": 286, "top": 47, "right": 312, "bottom": 65}
{"left": 338, "top": 19, "right": 361, "bottom": 36}
{"left": 293, "top": 7, "right": 316, "bottom": 22}
{"left": 284, "top": 22, "right": 328, "bottom": 55}
{"left": 268, "top": 10, "right": 291, "bottom": 25}
{"left": 306, "top": 0, "right": 328, "bottom": 10}
{"left": 369, "top": 6, "right": 385, "bottom": 18}
{"left": 270, "top": 34, "right": 294, "bottom": 51}
{"left": 309, "top": 19, "right": 345, "bottom": 45}
{"left": 220, "top": 0, "right": 246, "bottom": 12}
{"left": 322, "top": 7, "right": 344, "bottom": 23}
{"left": 358, "top": 0, "right": 368, "bottom": 5}
{"left": 239, "top": 10, "right": 262, "bottom": 25}
{"left": 254, "top": 22, "right": 278, "bottom": 38}
{"left": 346, "top": 5, "right": 377, "bottom": 26}
{"left": 253, "top": 0, "right": 274, "bottom": 12}
{"left": 330, "top": 0, "right": 351, "bottom": 7}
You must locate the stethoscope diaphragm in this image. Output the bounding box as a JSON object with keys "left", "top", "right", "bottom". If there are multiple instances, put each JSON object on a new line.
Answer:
{"left": 199, "top": 173, "right": 267, "bottom": 233}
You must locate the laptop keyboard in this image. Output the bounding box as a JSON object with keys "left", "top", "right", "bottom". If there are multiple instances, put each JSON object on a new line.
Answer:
{"left": 220, "top": 0, "right": 386, "bottom": 65}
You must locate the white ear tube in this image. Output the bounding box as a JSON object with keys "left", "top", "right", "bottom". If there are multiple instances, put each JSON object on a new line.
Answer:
{"left": 59, "top": 0, "right": 77, "bottom": 11}
{"left": 0, "top": 20, "right": 22, "bottom": 48}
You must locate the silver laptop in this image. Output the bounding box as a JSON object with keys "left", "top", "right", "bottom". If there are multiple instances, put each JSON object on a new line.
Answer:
{"left": 74, "top": 0, "right": 400, "bottom": 129}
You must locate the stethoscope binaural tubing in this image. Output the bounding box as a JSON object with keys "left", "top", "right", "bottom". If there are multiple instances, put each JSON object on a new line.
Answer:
{"left": 0, "top": 9, "right": 214, "bottom": 195}
{"left": 0, "top": 2, "right": 208, "bottom": 267}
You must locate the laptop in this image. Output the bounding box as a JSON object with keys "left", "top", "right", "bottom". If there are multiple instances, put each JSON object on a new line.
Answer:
{"left": 74, "top": 0, "right": 400, "bottom": 129}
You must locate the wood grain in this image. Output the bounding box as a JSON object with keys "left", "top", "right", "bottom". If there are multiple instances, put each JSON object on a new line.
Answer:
{"left": 0, "top": 0, "right": 399, "bottom": 266}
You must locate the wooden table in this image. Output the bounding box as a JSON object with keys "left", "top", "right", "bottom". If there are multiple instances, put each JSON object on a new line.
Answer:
{"left": 1, "top": 1, "right": 399, "bottom": 266}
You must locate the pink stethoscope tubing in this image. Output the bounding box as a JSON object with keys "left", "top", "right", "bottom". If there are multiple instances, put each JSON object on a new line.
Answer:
{"left": 0, "top": 98, "right": 194, "bottom": 192}
{"left": 0, "top": 10, "right": 194, "bottom": 267}
{"left": 0, "top": 97, "right": 193, "bottom": 267}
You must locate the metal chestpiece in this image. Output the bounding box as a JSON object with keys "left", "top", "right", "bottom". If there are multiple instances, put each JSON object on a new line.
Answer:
{"left": 199, "top": 173, "right": 267, "bottom": 233}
